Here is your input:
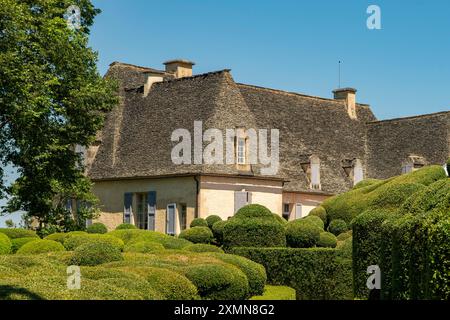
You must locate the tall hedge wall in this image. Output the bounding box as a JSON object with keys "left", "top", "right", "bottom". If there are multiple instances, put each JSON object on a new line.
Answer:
{"left": 230, "top": 247, "right": 352, "bottom": 300}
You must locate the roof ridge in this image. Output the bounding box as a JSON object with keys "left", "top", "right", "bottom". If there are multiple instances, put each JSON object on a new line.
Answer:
{"left": 367, "top": 110, "right": 450, "bottom": 124}
{"left": 109, "top": 61, "right": 167, "bottom": 74}
{"left": 236, "top": 83, "right": 370, "bottom": 106}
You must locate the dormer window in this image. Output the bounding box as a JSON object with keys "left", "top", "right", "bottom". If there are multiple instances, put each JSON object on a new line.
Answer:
{"left": 402, "top": 155, "right": 426, "bottom": 174}
{"left": 237, "top": 137, "right": 246, "bottom": 165}
{"left": 310, "top": 155, "right": 321, "bottom": 190}
{"left": 343, "top": 158, "right": 364, "bottom": 186}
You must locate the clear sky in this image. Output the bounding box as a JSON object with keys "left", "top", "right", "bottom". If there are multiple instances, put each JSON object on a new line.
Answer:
{"left": 1, "top": 0, "right": 450, "bottom": 226}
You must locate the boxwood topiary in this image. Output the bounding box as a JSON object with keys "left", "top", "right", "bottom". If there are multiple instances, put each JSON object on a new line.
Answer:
{"left": 327, "top": 219, "right": 348, "bottom": 236}
{"left": 11, "top": 237, "right": 38, "bottom": 253}
{"left": 0, "top": 233, "right": 12, "bottom": 254}
{"left": 183, "top": 244, "right": 224, "bottom": 253}
{"left": 70, "top": 241, "right": 123, "bottom": 266}
{"left": 44, "top": 233, "right": 68, "bottom": 244}
{"left": 17, "top": 239, "right": 65, "bottom": 254}
{"left": 190, "top": 218, "right": 208, "bottom": 228}
{"left": 124, "top": 241, "right": 165, "bottom": 253}
{"left": 303, "top": 215, "right": 325, "bottom": 230}
{"left": 159, "top": 237, "right": 192, "bottom": 249}
{"left": 211, "top": 220, "right": 227, "bottom": 245}
{"left": 234, "top": 204, "right": 273, "bottom": 219}
{"left": 0, "top": 228, "right": 39, "bottom": 239}
{"left": 115, "top": 223, "right": 137, "bottom": 230}
{"left": 308, "top": 206, "right": 327, "bottom": 224}
{"left": 86, "top": 223, "right": 108, "bottom": 234}
{"left": 317, "top": 232, "right": 337, "bottom": 248}
{"left": 223, "top": 218, "right": 286, "bottom": 248}
{"left": 205, "top": 215, "right": 222, "bottom": 228}
{"left": 336, "top": 230, "right": 352, "bottom": 241}
{"left": 285, "top": 219, "right": 321, "bottom": 248}
{"left": 179, "top": 227, "right": 213, "bottom": 244}
{"left": 64, "top": 234, "right": 125, "bottom": 251}
{"left": 183, "top": 264, "right": 249, "bottom": 300}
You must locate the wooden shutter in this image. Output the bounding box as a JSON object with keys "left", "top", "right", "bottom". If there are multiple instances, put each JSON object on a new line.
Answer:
{"left": 123, "top": 193, "right": 133, "bottom": 224}
{"left": 234, "top": 191, "right": 248, "bottom": 213}
{"left": 147, "top": 191, "right": 156, "bottom": 231}
{"left": 166, "top": 204, "right": 176, "bottom": 235}
{"left": 295, "top": 203, "right": 302, "bottom": 219}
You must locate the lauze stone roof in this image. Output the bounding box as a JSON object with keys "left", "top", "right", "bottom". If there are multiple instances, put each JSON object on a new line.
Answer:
{"left": 88, "top": 62, "right": 450, "bottom": 195}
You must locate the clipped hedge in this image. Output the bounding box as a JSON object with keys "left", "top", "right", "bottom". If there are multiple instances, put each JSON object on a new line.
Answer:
{"left": 318, "top": 232, "right": 337, "bottom": 248}
{"left": 211, "top": 220, "right": 227, "bottom": 245}
{"left": 108, "top": 229, "right": 191, "bottom": 249}
{"left": 183, "top": 264, "right": 249, "bottom": 300}
{"left": 0, "top": 228, "right": 39, "bottom": 239}
{"left": 0, "top": 233, "right": 12, "bottom": 254}
{"left": 44, "top": 233, "right": 68, "bottom": 244}
{"left": 17, "top": 240, "right": 65, "bottom": 254}
{"left": 250, "top": 285, "right": 296, "bottom": 300}
{"left": 234, "top": 204, "right": 273, "bottom": 220}
{"left": 285, "top": 219, "right": 321, "bottom": 248}
{"left": 115, "top": 223, "right": 137, "bottom": 230}
{"left": 353, "top": 178, "right": 381, "bottom": 190}
{"left": 124, "top": 241, "right": 165, "bottom": 253}
{"left": 11, "top": 237, "right": 38, "bottom": 253}
{"left": 70, "top": 241, "right": 123, "bottom": 266}
{"left": 64, "top": 234, "right": 125, "bottom": 251}
{"left": 86, "top": 223, "right": 108, "bottom": 234}
{"left": 308, "top": 206, "right": 327, "bottom": 224}
{"left": 336, "top": 231, "right": 352, "bottom": 241}
{"left": 327, "top": 219, "right": 348, "bottom": 236}
{"left": 190, "top": 218, "right": 208, "bottom": 228}
{"left": 183, "top": 244, "right": 224, "bottom": 253}
{"left": 231, "top": 247, "right": 353, "bottom": 300}
{"left": 179, "top": 227, "right": 213, "bottom": 244}
{"left": 223, "top": 218, "right": 286, "bottom": 248}
{"left": 205, "top": 215, "right": 222, "bottom": 228}
{"left": 303, "top": 215, "right": 324, "bottom": 230}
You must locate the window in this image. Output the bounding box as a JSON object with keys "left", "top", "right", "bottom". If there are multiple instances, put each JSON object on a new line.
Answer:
{"left": 180, "top": 204, "right": 187, "bottom": 231}
{"left": 310, "top": 156, "right": 321, "bottom": 190}
{"left": 237, "top": 138, "right": 246, "bottom": 164}
{"left": 166, "top": 203, "right": 176, "bottom": 236}
{"left": 282, "top": 203, "right": 290, "bottom": 220}
{"left": 136, "top": 193, "right": 148, "bottom": 230}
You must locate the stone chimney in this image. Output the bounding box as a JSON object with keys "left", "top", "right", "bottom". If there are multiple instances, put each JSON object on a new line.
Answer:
{"left": 333, "top": 88, "right": 357, "bottom": 119}
{"left": 163, "top": 59, "right": 195, "bottom": 79}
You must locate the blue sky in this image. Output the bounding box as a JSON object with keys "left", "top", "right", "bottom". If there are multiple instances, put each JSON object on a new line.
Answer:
{"left": 1, "top": 0, "right": 449, "bottom": 226}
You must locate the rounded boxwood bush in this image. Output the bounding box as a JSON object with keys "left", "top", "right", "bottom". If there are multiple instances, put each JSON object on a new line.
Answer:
{"left": 115, "top": 223, "right": 137, "bottom": 230}
{"left": 336, "top": 230, "right": 352, "bottom": 241}
{"left": 183, "top": 244, "right": 224, "bottom": 253}
{"left": 308, "top": 206, "right": 327, "bottom": 223}
{"left": 124, "top": 241, "right": 165, "bottom": 253}
{"left": 159, "top": 237, "right": 192, "bottom": 249}
{"left": 327, "top": 219, "right": 349, "bottom": 236}
{"left": 317, "top": 232, "right": 337, "bottom": 248}
{"left": 223, "top": 218, "right": 286, "bottom": 248}
{"left": 0, "top": 233, "right": 12, "bottom": 254}
{"left": 272, "top": 214, "right": 288, "bottom": 225}
{"left": 303, "top": 215, "right": 325, "bottom": 230}
{"left": 179, "top": 227, "right": 213, "bottom": 244}
{"left": 285, "top": 219, "right": 321, "bottom": 248}
{"left": 211, "top": 220, "right": 227, "bottom": 245}
{"left": 205, "top": 215, "right": 222, "bottom": 228}
{"left": 11, "top": 237, "right": 38, "bottom": 253}
{"left": 64, "top": 234, "right": 125, "bottom": 251}
{"left": 0, "top": 228, "right": 39, "bottom": 239}
{"left": 183, "top": 264, "right": 249, "bottom": 300}
{"left": 70, "top": 241, "right": 123, "bottom": 266}
{"left": 17, "top": 239, "right": 65, "bottom": 254}
{"left": 86, "top": 223, "right": 108, "bottom": 234}
{"left": 234, "top": 204, "right": 273, "bottom": 219}
{"left": 44, "top": 233, "right": 68, "bottom": 244}
{"left": 190, "top": 218, "right": 208, "bottom": 228}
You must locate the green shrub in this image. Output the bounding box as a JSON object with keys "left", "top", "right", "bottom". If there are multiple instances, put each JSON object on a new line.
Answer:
{"left": 308, "top": 206, "right": 327, "bottom": 224}
{"left": 124, "top": 241, "right": 165, "bottom": 253}
{"left": 17, "top": 240, "right": 65, "bottom": 254}
{"left": 353, "top": 178, "right": 382, "bottom": 190}
{"left": 0, "top": 228, "right": 39, "bottom": 239}
{"left": 183, "top": 244, "right": 224, "bottom": 253}
{"left": 64, "top": 234, "right": 125, "bottom": 251}
{"left": 205, "top": 215, "right": 222, "bottom": 228}
{"left": 234, "top": 204, "right": 273, "bottom": 219}
{"left": 159, "top": 237, "right": 192, "bottom": 249}
{"left": 209, "top": 253, "right": 267, "bottom": 296}
{"left": 115, "top": 223, "right": 137, "bottom": 230}
{"left": 190, "top": 218, "right": 208, "bottom": 228}
{"left": 303, "top": 215, "right": 324, "bottom": 230}
{"left": 179, "top": 227, "right": 214, "bottom": 244}
{"left": 336, "top": 237, "right": 352, "bottom": 259}
{"left": 0, "top": 233, "right": 12, "bottom": 254}
{"left": 183, "top": 264, "right": 249, "bottom": 300}
{"left": 231, "top": 247, "right": 353, "bottom": 300}
{"left": 250, "top": 285, "right": 296, "bottom": 300}
{"left": 336, "top": 231, "right": 352, "bottom": 241}
{"left": 223, "top": 218, "right": 286, "bottom": 248}
{"left": 11, "top": 237, "right": 38, "bottom": 253}
{"left": 272, "top": 214, "right": 288, "bottom": 225}
{"left": 318, "top": 232, "right": 337, "bottom": 248}
{"left": 370, "top": 183, "right": 424, "bottom": 211}
{"left": 65, "top": 231, "right": 88, "bottom": 237}
{"left": 44, "top": 233, "right": 68, "bottom": 244}
{"left": 285, "top": 219, "right": 321, "bottom": 248}
{"left": 400, "top": 179, "right": 450, "bottom": 215}
{"left": 211, "top": 220, "right": 227, "bottom": 245}
{"left": 86, "top": 223, "right": 108, "bottom": 234}
{"left": 70, "top": 241, "right": 123, "bottom": 266}
{"left": 327, "top": 219, "right": 348, "bottom": 236}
